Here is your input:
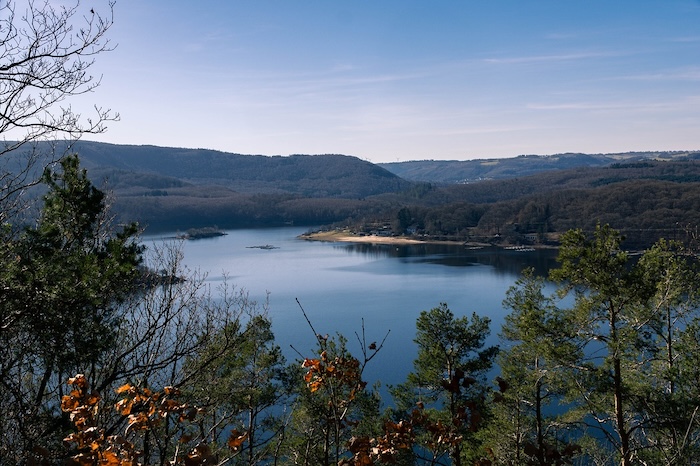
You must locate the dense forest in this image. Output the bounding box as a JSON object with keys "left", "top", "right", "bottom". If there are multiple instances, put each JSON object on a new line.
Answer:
{"left": 330, "top": 160, "right": 700, "bottom": 249}
{"left": 4, "top": 152, "right": 700, "bottom": 466}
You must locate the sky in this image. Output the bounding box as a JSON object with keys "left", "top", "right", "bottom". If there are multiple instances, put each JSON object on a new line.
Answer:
{"left": 77, "top": 0, "right": 700, "bottom": 163}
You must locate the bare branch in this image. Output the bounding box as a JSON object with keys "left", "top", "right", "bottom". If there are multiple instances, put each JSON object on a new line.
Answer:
{"left": 0, "top": 0, "right": 118, "bottom": 220}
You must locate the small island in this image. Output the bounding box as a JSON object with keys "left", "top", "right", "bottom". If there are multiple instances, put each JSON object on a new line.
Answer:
{"left": 177, "top": 227, "right": 227, "bottom": 240}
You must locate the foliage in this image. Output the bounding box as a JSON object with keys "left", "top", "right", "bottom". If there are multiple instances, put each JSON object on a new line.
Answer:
{"left": 183, "top": 313, "right": 291, "bottom": 465}
{"left": 390, "top": 303, "right": 498, "bottom": 465}
{"left": 544, "top": 225, "right": 700, "bottom": 465}
{"left": 281, "top": 307, "right": 388, "bottom": 466}
{"left": 37, "top": 373, "right": 247, "bottom": 465}
{"left": 8, "top": 143, "right": 700, "bottom": 466}
{"left": 0, "top": 155, "right": 142, "bottom": 461}
{"left": 482, "top": 269, "right": 582, "bottom": 465}
{"left": 0, "top": 156, "right": 283, "bottom": 464}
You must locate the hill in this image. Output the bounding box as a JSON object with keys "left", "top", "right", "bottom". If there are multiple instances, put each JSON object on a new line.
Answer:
{"left": 56, "top": 141, "right": 409, "bottom": 231}
{"left": 379, "top": 151, "right": 700, "bottom": 183}
{"left": 7, "top": 141, "right": 700, "bottom": 243}
{"left": 357, "top": 159, "right": 700, "bottom": 249}
{"left": 72, "top": 141, "right": 410, "bottom": 198}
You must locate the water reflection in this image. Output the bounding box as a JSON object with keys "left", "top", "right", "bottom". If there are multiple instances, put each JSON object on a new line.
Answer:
{"left": 335, "top": 242, "right": 560, "bottom": 277}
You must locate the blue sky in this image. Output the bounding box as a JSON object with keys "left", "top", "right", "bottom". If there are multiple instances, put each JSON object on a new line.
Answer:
{"left": 82, "top": 1, "right": 700, "bottom": 162}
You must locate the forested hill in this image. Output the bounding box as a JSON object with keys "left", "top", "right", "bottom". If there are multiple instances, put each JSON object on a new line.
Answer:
{"left": 11, "top": 141, "right": 700, "bottom": 239}
{"left": 70, "top": 141, "right": 411, "bottom": 198}
{"left": 380, "top": 150, "right": 700, "bottom": 183}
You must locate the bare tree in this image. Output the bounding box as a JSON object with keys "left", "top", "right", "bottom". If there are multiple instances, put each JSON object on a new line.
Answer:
{"left": 0, "top": 0, "right": 117, "bottom": 222}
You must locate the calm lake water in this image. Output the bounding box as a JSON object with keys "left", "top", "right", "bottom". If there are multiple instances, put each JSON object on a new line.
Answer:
{"left": 144, "top": 227, "right": 559, "bottom": 391}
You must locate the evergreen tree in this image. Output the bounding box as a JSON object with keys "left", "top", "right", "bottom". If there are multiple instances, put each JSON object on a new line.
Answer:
{"left": 0, "top": 154, "right": 142, "bottom": 460}
{"left": 549, "top": 224, "right": 656, "bottom": 465}
{"left": 184, "top": 313, "right": 291, "bottom": 465}
{"left": 282, "top": 333, "right": 381, "bottom": 466}
{"left": 633, "top": 239, "right": 700, "bottom": 464}
{"left": 485, "top": 269, "right": 582, "bottom": 465}
{"left": 391, "top": 303, "right": 498, "bottom": 465}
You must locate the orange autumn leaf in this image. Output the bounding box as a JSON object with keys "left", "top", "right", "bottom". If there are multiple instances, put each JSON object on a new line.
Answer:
{"left": 116, "top": 383, "right": 132, "bottom": 394}
{"left": 67, "top": 374, "right": 88, "bottom": 388}
{"left": 309, "top": 381, "right": 322, "bottom": 393}
{"left": 302, "top": 358, "right": 319, "bottom": 368}
{"left": 115, "top": 398, "right": 134, "bottom": 416}
{"left": 160, "top": 398, "right": 183, "bottom": 411}
{"left": 61, "top": 395, "right": 81, "bottom": 412}
{"left": 99, "top": 450, "right": 123, "bottom": 466}
{"left": 163, "top": 386, "right": 180, "bottom": 396}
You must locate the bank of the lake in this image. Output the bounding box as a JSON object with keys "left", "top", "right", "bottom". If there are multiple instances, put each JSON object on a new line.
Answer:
{"left": 299, "top": 229, "right": 558, "bottom": 251}
{"left": 300, "top": 229, "right": 495, "bottom": 247}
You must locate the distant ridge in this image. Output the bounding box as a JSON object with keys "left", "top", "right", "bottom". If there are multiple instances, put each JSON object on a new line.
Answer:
{"left": 379, "top": 151, "right": 700, "bottom": 183}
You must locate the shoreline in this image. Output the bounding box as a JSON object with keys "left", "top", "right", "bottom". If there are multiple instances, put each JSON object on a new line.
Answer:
{"left": 299, "top": 229, "right": 562, "bottom": 250}
{"left": 298, "top": 230, "right": 491, "bottom": 247}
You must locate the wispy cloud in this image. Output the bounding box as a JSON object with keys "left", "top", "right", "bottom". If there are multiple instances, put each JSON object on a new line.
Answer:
{"left": 666, "top": 36, "right": 700, "bottom": 43}
{"left": 528, "top": 95, "right": 700, "bottom": 112}
{"left": 544, "top": 32, "right": 580, "bottom": 41}
{"left": 483, "top": 50, "right": 622, "bottom": 65}
{"left": 614, "top": 67, "right": 700, "bottom": 81}
{"left": 527, "top": 102, "right": 630, "bottom": 111}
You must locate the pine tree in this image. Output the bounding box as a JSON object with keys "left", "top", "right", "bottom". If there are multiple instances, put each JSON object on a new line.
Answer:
{"left": 0, "top": 154, "right": 142, "bottom": 459}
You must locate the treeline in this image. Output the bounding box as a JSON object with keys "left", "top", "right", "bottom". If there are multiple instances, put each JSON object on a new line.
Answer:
{"left": 341, "top": 161, "right": 700, "bottom": 249}
{"left": 22, "top": 142, "right": 694, "bottom": 243}
{"left": 4, "top": 155, "right": 700, "bottom": 465}
{"left": 98, "top": 157, "right": 700, "bottom": 247}
{"left": 113, "top": 188, "right": 390, "bottom": 232}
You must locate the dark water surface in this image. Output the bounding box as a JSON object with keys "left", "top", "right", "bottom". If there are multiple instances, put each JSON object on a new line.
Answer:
{"left": 144, "top": 227, "right": 559, "bottom": 391}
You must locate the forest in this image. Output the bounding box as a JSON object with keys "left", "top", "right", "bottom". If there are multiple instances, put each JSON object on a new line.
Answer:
{"left": 9, "top": 141, "right": 699, "bottom": 249}
{"left": 4, "top": 154, "right": 700, "bottom": 466}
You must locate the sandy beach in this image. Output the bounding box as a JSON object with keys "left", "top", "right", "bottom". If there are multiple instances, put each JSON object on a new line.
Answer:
{"left": 298, "top": 230, "right": 489, "bottom": 246}
{"left": 299, "top": 230, "right": 425, "bottom": 244}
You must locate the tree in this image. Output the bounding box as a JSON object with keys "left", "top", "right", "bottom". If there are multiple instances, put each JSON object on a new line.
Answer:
{"left": 391, "top": 303, "right": 498, "bottom": 465}
{"left": 485, "top": 269, "right": 582, "bottom": 465}
{"left": 0, "top": 0, "right": 117, "bottom": 222}
{"left": 84, "top": 244, "right": 271, "bottom": 466}
{"left": 549, "top": 224, "right": 657, "bottom": 465}
{"left": 183, "top": 312, "right": 291, "bottom": 466}
{"left": 394, "top": 206, "right": 413, "bottom": 234}
{"left": 633, "top": 239, "right": 700, "bottom": 464}
{"left": 0, "top": 154, "right": 142, "bottom": 460}
{"left": 0, "top": 154, "right": 288, "bottom": 463}
{"left": 278, "top": 303, "right": 388, "bottom": 466}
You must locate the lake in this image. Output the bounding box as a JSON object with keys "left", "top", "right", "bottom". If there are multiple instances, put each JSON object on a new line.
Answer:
{"left": 144, "top": 227, "right": 560, "bottom": 392}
